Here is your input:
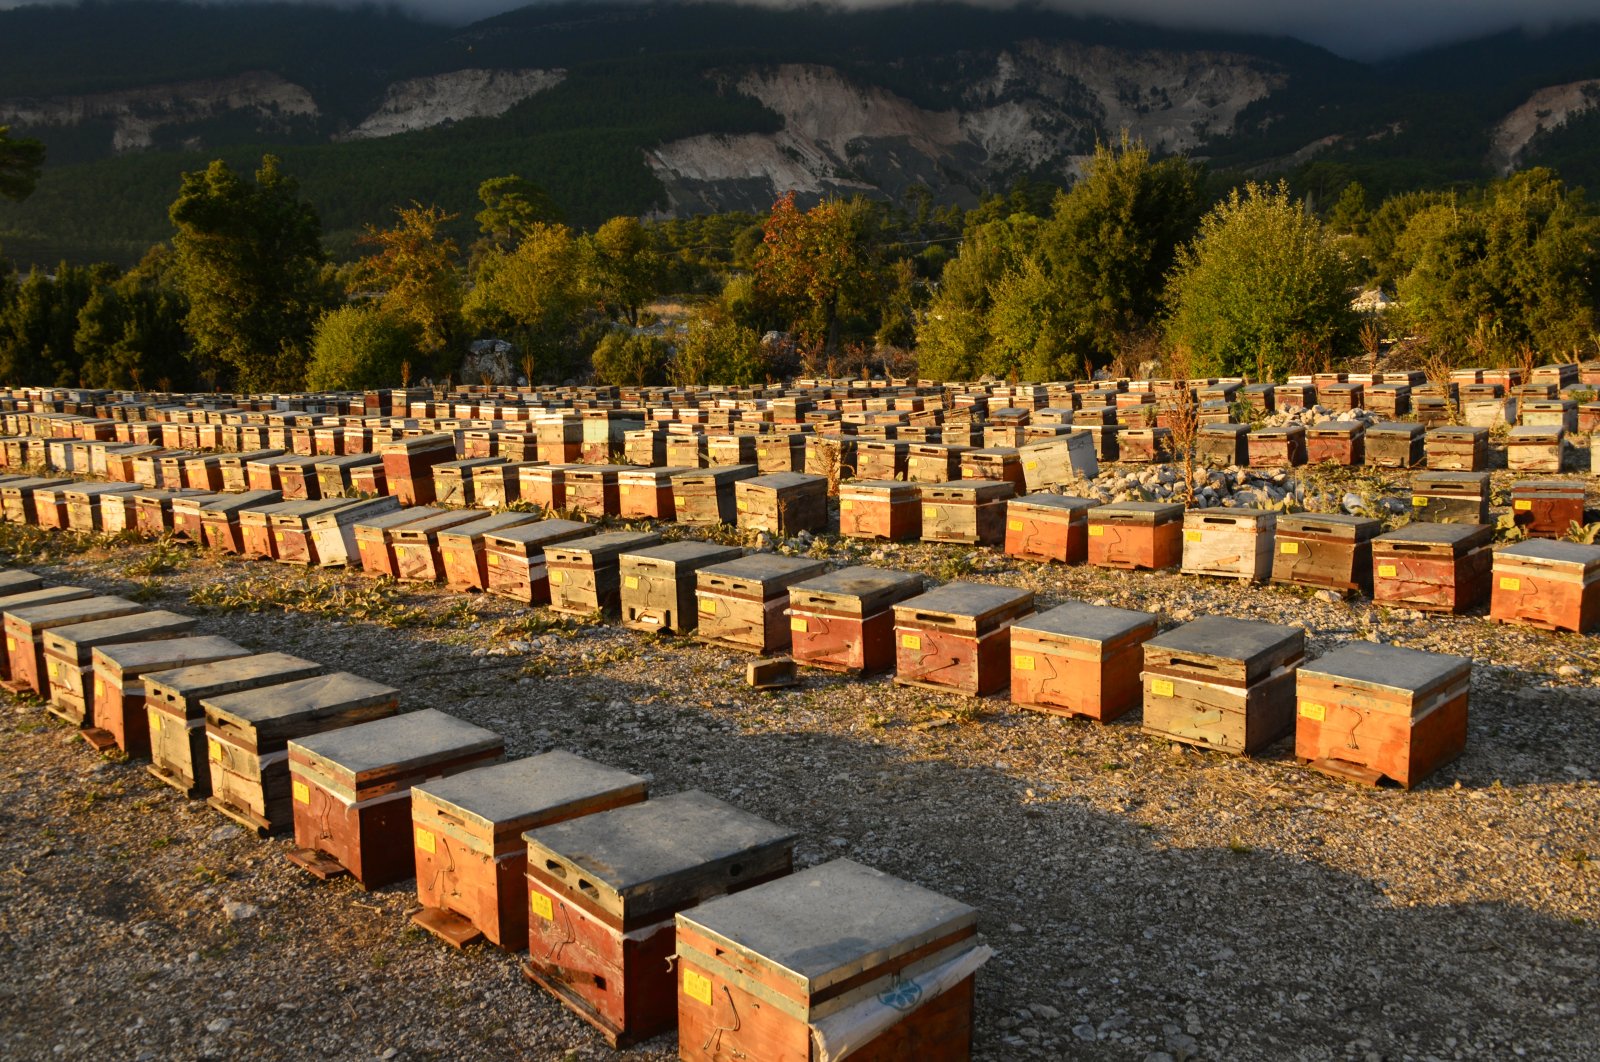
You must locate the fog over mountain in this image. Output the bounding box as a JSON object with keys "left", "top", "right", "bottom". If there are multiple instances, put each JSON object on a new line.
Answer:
{"left": 0, "top": 0, "right": 1594, "bottom": 60}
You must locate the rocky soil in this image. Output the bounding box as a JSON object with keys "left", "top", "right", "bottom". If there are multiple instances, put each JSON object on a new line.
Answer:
{"left": 0, "top": 454, "right": 1597, "bottom": 1062}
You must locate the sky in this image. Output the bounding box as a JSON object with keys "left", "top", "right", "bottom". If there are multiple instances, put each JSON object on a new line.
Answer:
{"left": 0, "top": 0, "right": 1592, "bottom": 60}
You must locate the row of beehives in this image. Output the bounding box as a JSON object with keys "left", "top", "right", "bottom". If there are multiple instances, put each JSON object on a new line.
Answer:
{"left": 0, "top": 559, "right": 993, "bottom": 1057}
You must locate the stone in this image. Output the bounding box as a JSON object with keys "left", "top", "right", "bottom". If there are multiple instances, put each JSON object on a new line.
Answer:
{"left": 222, "top": 901, "right": 259, "bottom": 922}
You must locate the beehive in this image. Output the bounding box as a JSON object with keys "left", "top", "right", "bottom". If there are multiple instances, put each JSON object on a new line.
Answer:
{"left": 547, "top": 531, "right": 663, "bottom": 616}
{"left": 273, "top": 456, "right": 326, "bottom": 501}
{"left": 753, "top": 432, "right": 806, "bottom": 473}
{"left": 204, "top": 671, "right": 400, "bottom": 835}
{"left": 1372, "top": 523, "right": 1492, "bottom": 614}
{"left": 1411, "top": 471, "right": 1491, "bottom": 524}
{"left": 1197, "top": 424, "right": 1249, "bottom": 467}
{"left": 624, "top": 429, "right": 668, "bottom": 467}
{"left": 694, "top": 555, "right": 828, "bottom": 654}
{"left": 438, "top": 512, "right": 540, "bottom": 591}
{"left": 1118, "top": 427, "right": 1173, "bottom": 464}
{"left": 351, "top": 506, "right": 441, "bottom": 577}
{"left": 784, "top": 566, "right": 922, "bottom": 676}
{"left": 1003, "top": 493, "right": 1098, "bottom": 564}
{"left": 1364, "top": 422, "right": 1425, "bottom": 468}
{"left": 919, "top": 480, "right": 1012, "bottom": 546}
{"left": 1181, "top": 508, "right": 1276, "bottom": 582}
{"left": 1506, "top": 424, "right": 1565, "bottom": 473}
{"left": 1367, "top": 384, "right": 1410, "bottom": 418}
{"left": 613, "top": 466, "right": 683, "bottom": 521}
{"left": 1424, "top": 426, "right": 1489, "bottom": 471}
{"left": 707, "top": 433, "right": 757, "bottom": 468}
{"left": 1141, "top": 616, "right": 1304, "bottom": 756}
{"left": 0, "top": 569, "right": 45, "bottom": 599}
{"left": 43, "top": 609, "right": 197, "bottom": 725}
{"left": 522, "top": 790, "right": 798, "bottom": 1047}
{"left": 675, "top": 859, "right": 986, "bottom": 1062}
{"left": 285, "top": 709, "right": 504, "bottom": 888}
{"left": 665, "top": 431, "right": 709, "bottom": 469}
{"left": 519, "top": 462, "right": 583, "bottom": 511}
{"left": 672, "top": 465, "right": 759, "bottom": 525}
{"left": 303, "top": 496, "right": 400, "bottom": 569}
{"left": 1490, "top": 539, "right": 1600, "bottom": 633}
{"left": 380, "top": 433, "right": 458, "bottom": 506}
{"left": 32, "top": 483, "right": 71, "bottom": 530}
{"left": 1305, "top": 422, "right": 1364, "bottom": 465}
{"left": 63, "top": 483, "right": 140, "bottom": 533}
{"left": 618, "top": 542, "right": 743, "bottom": 634}
{"left": 482, "top": 519, "right": 595, "bottom": 603}
{"left": 1016, "top": 433, "right": 1098, "bottom": 491}
{"left": 1318, "top": 382, "right": 1364, "bottom": 412}
{"left": 893, "top": 581, "right": 1034, "bottom": 696}
{"left": 87, "top": 635, "right": 248, "bottom": 758}
{"left": 5, "top": 595, "right": 145, "bottom": 697}
{"left": 855, "top": 439, "right": 909, "bottom": 480}
{"left": 566, "top": 464, "right": 629, "bottom": 519}
{"left": 536, "top": 416, "right": 584, "bottom": 464}
{"left": 314, "top": 454, "right": 383, "bottom": 498}
{"left": 906, "top": 443, "right": 968, "bottom": 484}
{"left": 1509, "top": 480, "right": 1585, "bottom": 538}
{"left": 392, "top": 508, "right": 486, "bottom": 583}
{"left": 1086, "top": 501, "right": 1184, "bottom": 571}
{"left": 1296, "top": 643, "right": 1471, "bottom": 789}
{"left": 1521, "top": 398, "right": 1577, "bottom": 431}
{"left": 1247, "top": 425, "right": 1307, "bottom": 467}
{"left": 145, "top": 653, "right": 324, "bottom": 798}
{"left": 3, "top": 477, "right": 72, "bottom": 524}
{"left": 956, "top": 448, "right": 1022, "bottom": 493}
{"left": 1271, "top": 513, "right": 1381, "bottom": 593}
{"left": 734, "top": 472, "right": 828, "bottom": 538}
{"left": 0, "top": 585, "right": 94, "bottom": 682}
{"left": 411, "top": 752, "right": 648, "bottom": 949}
{"left": 837, "top": 480, "right": 919, "bottom": 541}
{"left": 1010, "top": 602, "right": 1158, "bottom": 722}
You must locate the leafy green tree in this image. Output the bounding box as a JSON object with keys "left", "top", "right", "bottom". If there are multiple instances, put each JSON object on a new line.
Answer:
{"left": 351, "top": 202, "right": 461, "bottom": 374}
{"left": 305, "top": 303, "right": 417, "bottom": 391}
{"left": 914, "top": 212, "right": 1040, "bottom": 381}
{"left": 168, "top": 155, "right": 332, "bottom": 390}
{"left": 756, "top": 192, "right": 882, "bottom": 350}
{"left": 672, "top": 313, "right": 765, "bottom": 386}
{"left": 582, "top": 216, "right": 664, "bottom": 327}
{"left": 1326, "top": 181, "right": 1370, "bottom": 236}
{"left": 1165, "top": 181, "right": 1360, "bottom": 380}
{"left": 986, "top": 256, "right": 1082, "bottom": 382}
{"left": 591, "top": 330, "right": 670, "bottom": 386}
{"left": 0, "top": 261, "right": 113, "bottom": 385}
{"left": 464, "top": 222, "right": 584, "bottom": 382}
{"left": 475, "top": 175, "right": 562, "bottom": 249}
{"left": 1363, "top": 189, "right": 1452, "bottom": 288}
{"left": 75, "top": 245, "right": 193, "bottom": 390}
{"left": 0, "top": 125, "right": 44, "bottom": 203}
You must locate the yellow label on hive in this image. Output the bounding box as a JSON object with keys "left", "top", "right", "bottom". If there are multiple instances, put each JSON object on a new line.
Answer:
{"left": 273, "top": 531, "right": 284, "bottom": 541}
{"left": 415, "top": 827, "right": 435, "bottom": 854}
{"left": 1151, "top": 678, "right": 1174, "bottom": 697}
{"left": 1008, "top": 519, "right": 1023, "bottom": 531}
{"left": 1412, "top": 496, "right": 1428, "bottom": 507}
{"left": 208, "top": 738, "right": 222, "bottom": 762}
{"left": 288, "top": 779, "right": 308, "bottom": 805}
{"left": 923, "top": 505, "right": 937, "bottom": 518}
{"left": 839, "top": 499, "right": 854, "bottom": 510}
{"left": 1514, "top": 500, "right": 1533, "bottom": 511}
{"left": 1014, "top": 654, "right": 1035, "bottom": 671}
{"left": 549, "top": 570, "right": 564, "bottom": 584}
{"left": 529, "top": 891, "right": 553, "bottom": 921}
{"left": 1378, "top": 564, "right": 1398, "bottom": 578}
{"left": 698, "top": 597, "right": 716, "bottom": 615}
{"left": 47, "top": 660, "right": 57, "bottom": 677}
{"left": 624, "top": 575, "right": 639, "bottom": 590}
{"left": 487, "top": 553, "right": 500, "bottom": 566}
{"left": 790, "top": 617, "right": 807, "bottom": 632}
{"left": 684, "top": 969, "right": 714, "bottom": 1006}
{"left": 900, "top": 634, "right": 921, "bottom": 650}
{"left": 1184, "top": 530, "right": 1203, "bottom": 542}
{"left": 1280, "top": 541, "right": 1300, "bottom": 554}
{"left": 4, "top": 637, "right": 12, "bottom": 652}
{"left": 1024, "top": 460, "right": 1038, "bottom": 471}
{"left": 1299, "top": 701, "right": 1327, "bottom": 722}
{"left": 1088, "top": 525, "right": 1104, "bottom": 537}
{"left": 1500, "top": 577, "right": 1521, "bottom": 591}
{"left": 94, "top": 678, "right": 103, "bottom": 698}
{"left": 736, "top": 499, "right": 747, "bottom": 511}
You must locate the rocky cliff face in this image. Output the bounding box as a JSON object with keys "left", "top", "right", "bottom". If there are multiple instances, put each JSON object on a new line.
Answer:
{"left": 339, "top": 68, "right": 565, "bottom": 141}
{"left": 1490, "top": 80, "right": 1600, "bottom": 174}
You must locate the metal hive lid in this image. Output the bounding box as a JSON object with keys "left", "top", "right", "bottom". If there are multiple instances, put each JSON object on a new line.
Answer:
{"left": 621, "top": 541, "right": 743, "bottom": 569}
{"left": 549, "top": 531, "right": 663, "bottom": 562}
{"left": 289, "top": 708, "right": 499, "bottom": 775}
{"left": 1496, "top": 539, "right": 1600, "bottom": 569}
{"left": 1010, "top": 493, "right": 1099, "bottom": 514}
{"left": 790, "top": 565, "right": 923, "bottom": 607}
{"left": 740, "top": 472, "right": 823, "bottom": 491}
{"left": 145, "top": 652, "right": 322, "bottom": 697}
{"left": 413, "top": 751, "right": 647, "bottom": 831}
{"left": 203, "top": 671, "right": 397, "bottom": 726}
{"left": 436, "top": 512, "right": 538, "bottom": 540}
{"left": 893, "top": 580, "right": 1033, "bottom": 620}
{"left": 6, "top": 595, "right": 141, "bottom": 628}
{"left": 1298, "top": 641, "right": 1469, "bottom": 695}
{"left": 46, "top": 610, "right": 195, "bottom": 650}
{"left": 1415, "top": 471, "right": 1489, "bottom": 489}
{"left": 1368, "top": 421, "right": 1424, "bottom": 436}
{"left": 353, "top": 506, "right": 443, "bottom": 533}
{"left": 1090, "top": 500, "right": 1184, "bottom": 522}
{"left": 1014, "top": 601, "right": 1157, "bottom": 642}
{"left": 1375, "top": 523, "right": 1491, "bottom": 548}
{"left": 840, "top": 480, "right": 919, "bottom": 498}
{"left": 482, "top": 518, "right": 591, "bottom": 547}
{"left": 92, "top": 634, "right": 246, "bottom": 676}
{"left": 700, "top": 554, "right": 827, "bottom": 584}
{"left": 1145, "top": 615, "right": 1303, "bottom": 679}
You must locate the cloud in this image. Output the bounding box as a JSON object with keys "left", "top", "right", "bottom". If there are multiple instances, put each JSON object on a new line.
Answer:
{"left": 0, "top": 0, "right": 1594, "bottom": 59}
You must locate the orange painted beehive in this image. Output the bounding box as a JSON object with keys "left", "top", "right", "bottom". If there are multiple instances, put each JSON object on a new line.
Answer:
{"left": 1372, "top": 523, "right": 1493, "bottom": 614}
{"left": 87, "top": 635, "right": 249, "bottom": 759}
{"left": 1296, "top": 642, "right": 1471, "bottom": 789}
{"left": 1305, "top": 422, "right": 1364, "bottom": 465}
{"left": 1003, "top": 493, "right": 1098, "bottom": 564}
{"left": 1509, "top": 480, "right": 1586, "bottom": 539}
{"left": 1490, "top": 539, "right": 1600, "bottom": 633}
{"left": 379, "top": 433, "right": 457, "bottom": 506}
{"left": 392, "top": 508, "right": 486, "bottom": 583}
{"left": 5, "top": 595, "right": 144, "bottom": 697}
{"left": 838, "top": 480, "right": 920, "bottom": 541}
{"left": 1086, "top": 501, "right": 1183, "bottom": 571}
{"left": 1247, "top": 425, "right": 1307, "bottom": 467}
{"left": 352, "top": 506, "right": 443, "bottom": 578}
{"left": 893, "top": 582, "right": 1033, "bottom": 696}
{"left": 438, "top": 512, "right": 540, "bottom": 591}
{"left": 1010, "top": 602, "right": 1157, "bottom": 722}
{"left": 785, "top": 566, "right": 923, "bottom": 676}
{"left": 42, "top": 609, "right": 196, "bottom": 726}
{"left": 694, "top": 554, "right": 827, "bottom": 654}
{"left": 482, "top": 519, "right": 595, "bottom": 604}
{"left": 566, "top": 464, "right": 629, "bottom": 519}
{"left": 617, "top": 465, "right": 688, "bottom": 521}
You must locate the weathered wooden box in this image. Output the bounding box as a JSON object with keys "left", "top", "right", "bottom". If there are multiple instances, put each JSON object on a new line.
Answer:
{"left": 131, "top": 488, "right": 207, "bottom": 538}
{"left": 431, "top": 457, "right": 503, "bottom": 508}
{"left": 1247, "top": 425, "right": 1307, "bottom": 467}
{"left": 32, "top": 484, "right": 71, "bottom": 531}
{"left": 352, "top": 506, "right": 439, "bottom": 577}
{"left": 919, "top": 480, "right": 1012, "bottom": 546}
{"left": 906, "top": 443, "right": 967, "bottom": 484}
{"left": 838, "top": 480, "right": 920, "bottom": 541}
{"left": 1296, "top": 643, "right": 1471, "bottom": 789}
{"left": 286, "top": 708, "right": 504, "bottom": 888}
{"left": 1411, "top": 471, "right": 1491, "bottom": 524}
{"left": 380, "top": 433, "right": 457, "bottom": 506}
{"left": 523, "top": 790, "right": 797, "bottom": 1046}
{"left": 217, "top": 449, "right": 283, "bottom": 493}
{"left": 675, "top": 859, "right": 985, "bottom": 1062}
{"left": 145, "top": 653, "right": 324, "bottom": 798}
{"left": 856, "top": 439, "right": 909, "bottom": 481}
{"left": 3, "top": 477, "right": 70, "bottom": 524}
{"left": 694, "top": 555, "right": 828, "bottom": 654}
{"left": 536, "top": 417, "right": 585, "bottom": 465}
{"left": 1197, "top": 424, "right": 1248, "bottom": 467}
{"left": 1318, "top": 382, "right": 1364, "bottom": 412}
{"left": 672, "top": 465, "right": 759, "bottom": 525}
{"left": 958, "top": 448, "right": 1025, "bottom": 494}
{"left": 1141, "top": 616, "right": 1304, "bottom": 756}
{"left": 411, "top": 752, "right": 648, "bottom": 950}
{"left": 1016, "top": 433, "right": 1098, "bottom": 491}
{"left": 439, "top": 512, "right": 540, "bottom": 591}
{"left": 1506, "top": 424, "right": 1565, "bottom": 473}
{"left": 547, "top": 531, "right": 663, "bottom": 616}
{"left": 1363, "top": 422, "right": 1425, "bottom": 468}
{"left": 1119, "top": 427, "right": 1172, "bottom": 464}
{"left": 893, "top": 582, "right": 1034, "bottom": 696}
{"left": 1271, "top": 513, "right": 1381, "bottom": 593}
{"left": 1010, "top": 602, "right": 1158, "bottom": 722}
{"left": 519, "top": 462, "right": 583, "bottom": 512}
{"left": 1372, "top": 523, "right": 1493, "bottom": 614}
{"left": 1181, "top": 507, "right": 1276, "bottom": 582}
{"left": 803, "top": 436, "right": 856, "bottom": 486}
{"left": 392, "top": 508, "right": 486, "bottom": 583}
{"left": 1305, "top": 422, "right": 1364, "bottom": 465}
{"left": 785, "top": 566, "right": 922, "bottom": 676}
{"left": 482, "top": 519, "right": 594, "bottom": 604}
{"left": 619, "top": 542, "right": 744, "bottom": 634}
{"left": 1521, "top": 399, "right": 1577, "bottom": 431}
{"left": 63, "top": 483, "right": 140, "bottom": 533}
{"left": 623, "top": 429, "right": 668, "bottom": 468}
{"left": 273, "top": 456, "right": 325, "bottom": 501}
{"left": 734, "top": 471, "right": 828, "bottom": 538}
{"left": 5, "top": 595, "right": 145, "bottom": 697}
{"left": 617, "top": 466, "right": 686, "bottom": 521}
{"left": 303, "top": 497, "right": 400, "bottom": 568}
{"left": 314, "top": 454, "right": 383, "bottom": 499}
{"left": 1367, "top": 385, "right": 1410, "bottom": 418}
{"left": 1490, "top": 539, "right": 1600, "bottom": 633}
{"left": 1086, "top": 501, "right": 1184, "bottom": 571}
{"left": 204, "top": 671, "right": 400, "bottom": 835}
{"left": 0, "top": 569, "right": 45, "bottom": 599}
{"left": 753, "top": 432, "right": 806, "bottom": 473}
{"left": 665, "top": 431, "right": 709, "bottom": 469}
{"left": 43, "top": 609, "right": 196, "bottom": 725}
{"left": 88, "top": 635, "right": 248, "bottom": 759}
{"left": 0, "top": 585, "right": 94, "bottom": 682}
{"left": 566, "top": 464, "right": 629, "bottom": 519}
{"left": 1509, "top": 480, "right": 1586, "bottom": 539}
{"left": 707, "top": 433, "right": 758, "bottom": 468}
{"left": 1003, "top": 493, "right": 1097, "bottom": 564}
{"left": 1424, "top": 426, "right": 1489, "bottom": 471}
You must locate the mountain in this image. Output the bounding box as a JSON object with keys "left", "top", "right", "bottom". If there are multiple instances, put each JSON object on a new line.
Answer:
{"left": 1, "top": 1, "right": 1598, "bottom": 267}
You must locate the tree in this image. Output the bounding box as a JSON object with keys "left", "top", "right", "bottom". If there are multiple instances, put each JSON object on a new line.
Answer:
{"left": 305, "top": 304, "right": 417, "bottom": 391}
{"left": 581, "top": 216, "right": 664, "bottom": 327}
{"left": 986, "top": 256, "right": 1082, "bottom": 382}
{"left": 672, "top": 313, "right": 765, "bottom": 386}
{"left": 351, "top": 203, "right": 461, "bottom": 374}
{"left": 168, "top": 155, "right": 332, "bottom": 390}
{"left": 474, "top": 175, "right": 562, "bottom": 249}
{"left": 75, "top": 245, "right": 193, "bottom": 390}
{"left": 1165, "top": 181, "right": 1360, "bottom": 380}
{"left": 914, "top": 211, "right": 1040, "bottom": 381}
{"left": 591, "top": 331, "right": 670, "bottom": 386}
{"left": 464, "top": 222, "right": 584, "bottom": 382}
{"left": 0, "top": 125, "right": 45, "bottom": 203}
{"left": 756, "top": 192, "right": 882, "bottom": 351}
{"left": 0, "top": 262, "right": 113, "bottom": 386}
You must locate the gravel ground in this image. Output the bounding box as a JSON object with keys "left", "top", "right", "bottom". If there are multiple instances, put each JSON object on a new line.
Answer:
{"left": 0, "top": 458, "right": 1597, "bottom": 1062}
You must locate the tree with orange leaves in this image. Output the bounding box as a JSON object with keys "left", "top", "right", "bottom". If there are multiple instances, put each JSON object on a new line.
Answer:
{"left": 755, "top": 191, "right": 880, "bottom": 352}
{"left": 351, "top": 202, "right": 463, "bottom": 369}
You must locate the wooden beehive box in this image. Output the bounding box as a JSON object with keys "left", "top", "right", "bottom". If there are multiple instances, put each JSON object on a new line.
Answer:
{"left": 665, "top": 431, "right": 708, "bottom": 469}
{"left": 694, "top": 555, "right": 828, "bottom": 654}
{"left": 204, "top": 671, "right": 400, "bottom": 836}
{"left": 260, "top": 499, "right": 357, "bottom": 565}
{"left": 893, "top": 581, "right": 1034, "bottom": 696}
{"left": 522, "top": 790, "right": 798, "bottom": 1047}
{"left": 856, "top": 439, "right": 908, "bottom": 480}
{"left": 1411, "top": 471, "right": 1490, "bottom": 524}
{"left": 352, "top": 506, "right": 441, "bottom": 577}
{"left": 707, "top": 433, "right": 757, "bottom": 468}
{"left": 1318, "top": 382, "right": 1364, "bottom": 412}
{"left": 618, "top": 542, "right": 743, "bottom": 633}
{"left": 304, "top": 496, "right": 400, "bottom": 569}
{"left": 32, "top": 483, "right": 71, "bottom": 531}
{"left": 144, "top": 652, "right": 325, "bottom": 799}
{"left": 906, "top": 443, "right": 968, "bottom": 483}
{"left": 379, "top": 433, "right": 457, "bottom": 506}
{"left": 1424, "top": 426, "right": 1489, "bottom": 471}
{"left": 624, "top": 429, "right": 668, "bottom": 467}
{"left": 734, "top": 471, "right": 828, "bottom": 538}
{"left": 535, "top": 417, "right": 584, "bottom": 464}
{"left": 43, "top": 609, "right": 197, "bottom": 725}
{"left": 785, "top": 566, "right": 922, "bottom": 676}
{"left": 919, "top": 480, "right": 1012, "bottom": 546}
{"left": 1364, "top": 422, "right": 1425, "bottom": 468}
{"left": 1521, "top": 399, "right": 1576, "bottom": 431}
{"left": 1490, "top": 539, "right": 1600, "bottom": 633}
{"left": 1507, "top": 424, "right": 1565, "bottom": 473}
{"left": 753, "top": 432, "right": 806, "bottom": 473}
{"left": 566, "top": 464, "right": 629, "bottom": 519}
{"left": 286, "top": 708, "right": 503, "bottom": 887}
{"left": 519, "top": 462, "right": 582, "bottom": 511}
{"left": 63, "top": 483, "right": 140, "bottom": 533}
{"left": 1367, "top": 384, "right": 1410, "bottom": 418}
{"left": 1181, "top": 507, "right": 1276, "bottom": 582}
{"left": 1372, "top": 523, "right": 1493, "bottom": 614}
{"left": 1247, "top": 425, "right": 1307, "bottom": 467}
{"left": 412, "top": 751, "right": 648, "bottom": 950}
{"left": 167, "top": 490, "right": 228, "bottom": 542}
{"left": 392, "top": 508, "right": 486, "bottom": 583}
{"left": 432, "top": 457, "right": 503, "bottom": 508}
{"left": 1003, "top": 493, "right": 1098, "bottom": 564}
{"left": 671, "top": 464, "right": 758, "bottom": 526}
{"left": 1010, "top": 602, "right": 1158, "bottom": 722}
{"left": 1141, "top": 616, "right": 1304, "bottom": 756}
{"left": 273, "top": 455, "right": 325, "bottom": 501}
{"left": 214, "top": 448, "right": 279, "bottom": 493}
{"left": 0, "top": 588, "right": 94, "bottom": 684}
{"left": 547, "top": 531, "right": 663, "bottom": 616}
{"left": 482, "top": 519, "right": 594, "bottom": 604}
{"left": 0, "top": 569, "right": 45, "bottom": 599}
{"left": 1017, "top": 433, "right": 1098, "bottom": 491}
{"left": 1296, "top": 643, "right": 1471, "bottom": 788}
{"left": 836, "top": 479, "right": 917, "bottom": 541}
{"left": 675, "top": 859, "right": 985, "bottom": 1062}
{"left": 1305, "top": 422, "right": 1364, "bottom": 465}
{"left": 1271, "top": 513, "right": 1381, "bottom": 593}
{"left": 314, "top": 454, "right": 382, "bottom": 498}
{"left": 1197, "top": 423, "right": 1248, "bottom": 467}
{"left": 804, "top": 436, "right": 858, "bottom": 488}
{"left": 473, "top": 459, "right": 536, "bottom": 509}
{"left": 617, "top": 465, "right": 686, "bottom": 521}
{"left": 87, "top": 635, "right": 248, "bottom": 759}
{"left": 3, "top": 477, "right": 71, "bottom": 524}
{"left": 5, "top": 595, "right": 145, "bottom": 697}
{"left": 1086, "top": 500, "right": 1184, "bottom": 571}
{"left": 438, "top": 512, "right": 540, "bottom": 591}
{"left": 1118, "top": 427, "right": 1173, "bottom": 464}
{"left": 1509, "top": 480, "right": 1586, "bottom": 538}
{"left": 957, "top": 448, "right": 1023, "bottom": 494}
